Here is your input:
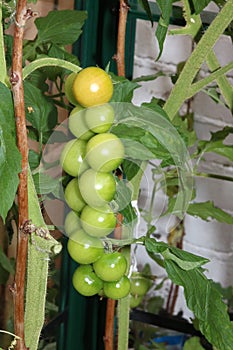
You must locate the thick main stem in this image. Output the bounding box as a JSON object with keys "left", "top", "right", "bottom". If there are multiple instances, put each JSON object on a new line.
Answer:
{"left": 11, "top": 1, "right": 30, "bottom": 349}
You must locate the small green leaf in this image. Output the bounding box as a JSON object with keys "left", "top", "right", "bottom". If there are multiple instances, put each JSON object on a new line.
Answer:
{"left": 187, "top": 201, "right": 233, "bottom": 224}
{"left": 165, "top": 260, "right": 233, "bottom": 350}
{"left": 33, "top": 172, "right": 61, "bottom": 197}
{"left": 35, "top": 10, "right": 87, "bottom": 46}
{"left": 0, "top": 83, "right": 21, "bottom": 221}
{"left": 199, "top": 139, "right": 233, "bottom": 162}
{"left": 155, "top": 0, "right": 173, "bottom": 60}
{"left": 145, "top": 237, "right": 208, "bottom": 270}
{"left": 24, "top": 81, "right": 58, "bottom": 134}
{"left": 110, "top": 74, "right": 139, "bottom": 102}
{"left": 138, "top": 0, "right": 153, "bottom": 26}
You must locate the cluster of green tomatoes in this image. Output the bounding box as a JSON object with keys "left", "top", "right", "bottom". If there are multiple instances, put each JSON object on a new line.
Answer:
{"left": 60, "top": 67, "right": 151, "bottom": 302}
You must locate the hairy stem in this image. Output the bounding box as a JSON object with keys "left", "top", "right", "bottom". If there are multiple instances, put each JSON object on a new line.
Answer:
{"left": 164, "top": 0, "right": 233, "bottom": 120}
{"left": 11, "top": 2, "right": 32, "bottom": 349}
{"left": 206, "top": 51, "right": 233, "bottom": 110}
{"left": 23, "top": 57, "right": 82, "bottom": 79}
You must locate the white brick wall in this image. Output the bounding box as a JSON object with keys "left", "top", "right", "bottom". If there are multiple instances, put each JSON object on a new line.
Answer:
{"left": 132, "top": 11, "right": 233, "bottom": 316}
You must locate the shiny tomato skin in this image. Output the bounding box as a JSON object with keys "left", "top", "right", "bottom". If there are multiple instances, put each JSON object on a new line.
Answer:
{"left": 85, "top": 103, "right": 115, "bottom": 133}
{"left": 72, "top": 67, "right": 113, "bottom": 107}
{"left": 67, "top": 229, "right": 104, "bottom": 264}
{"left": 72, "top": 264, "right": 103, "bottom": 297}
{"left": 130, "top": 273, "right": 151, "bottom": 296}
{"left": 86, "top": 133, "right": 124, "bottom": 172}
{"left": 79, "top": 169, "right": 116, "bottom": 208}
{"left": 80, "top": 204, "right": 116, "bottom": 237}
{"left": 93, "top": 251, "right": 127, "bottom": 282}
{"left": 64, "top": 178, "right": 86, "bottom": 213}
{"left": 60, "top": 139, "right": 89, "bottom": 177}
{"left": 103, "top": 276, "right": 131, "bottom": 300}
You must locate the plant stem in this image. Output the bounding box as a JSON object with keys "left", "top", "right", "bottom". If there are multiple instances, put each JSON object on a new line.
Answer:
{"left": 104, "top": 299, "right": 116, "bottom": 350}
{"left": 0, "top": 0, "right": 7, "bottom": 84}
{"left": 10, "top": 2, "right": 32, "bottom": 349}
{"left": 23, "top": 57, "right": 82, "bottom": 79}
{"left": 115, "top": 0, "right": 129, "bottom": 76}
{"left": 188, "top": 61, "right": 233, "bottom": 98}
{"left": 163, "top": 0, "right": 233, "bottom": 120}
{"left": 206, "top": 51, "right": 233, "bottom": 111}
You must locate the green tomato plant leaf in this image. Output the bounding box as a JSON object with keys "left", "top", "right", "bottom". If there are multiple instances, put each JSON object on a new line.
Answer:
{"left": 35, "top": 10, "right": 87, "bottom": 46}
{"left": 145, "top": 237, "right": 209, "bottom": 270}
{"left": 0, "top": 83, "right": 21, "bottom": 221}
{"left": 199, "top": 140, "right": 233, "bottom": 162}
{"left": 33, "top": 172, "right": 61, "bottom": 198}
{"left": 187, "top": 201, "right": 233, "bottom": 224}
{"left": 138, "top": 0, "right": 153, "bottom": 26}
{"left": 155, "top": 0, "right": 173, "bottom": 60}
{"left": 24, "top": 81, "right": 58, "bottom": 142}
{"left": 111, "top": 103, "right": 193, "bottom": 218}
{"left": 165, "top": 259, "right": 233, "bottom": 350}
{"left": 110, "top": 74, "right": 139, "bottom": 102}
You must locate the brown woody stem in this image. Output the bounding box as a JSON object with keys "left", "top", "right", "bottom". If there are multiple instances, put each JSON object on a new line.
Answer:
{"left": 11, "top": 2, "right": 32, "bottom": 349}
{"left": 104, "top": 298, "right": 116, "bottom": 350}
{"left": 115, "top": 0, "right": 129, "bottom": 76}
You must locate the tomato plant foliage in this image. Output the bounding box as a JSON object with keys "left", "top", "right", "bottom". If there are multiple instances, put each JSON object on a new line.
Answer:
{"left": 0, "top": 1, "right": 233, "bottom": 350}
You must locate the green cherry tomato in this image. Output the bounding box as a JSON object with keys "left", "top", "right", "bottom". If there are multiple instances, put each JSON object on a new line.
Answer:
{"left": 80, "top": 204, "right": 116, "bottom": 237}
{"left": 64, "top": 178, "right": 86, "bottom": 213}
{"left": 64, "top": 72, "right": 80, "bottom": 106}
{"left": 85, "top": 103, "right": 115, "bottom": 134}
{"left": 93, "top": 251, "right": 127, "bottom": 282}
{"left": 72, "top": 264, "right": 103, "bottom": 297}
{"left": 60, "top": 139, "right": 89, "bottom": 177}
{"left": 130, "top": 273, "right": 151, "bottom": 296}
{"left": 103, "top": 276, "right": 131, "bottom": 300}
{"left": 64, "top": 210, "right": 81, "bottom": 236}
{"left": 86, "top": 133, "right": 124, "bottom": 172}
{"left": 79, "top": 169, "right": 116, "bottom": 208}
{"left": 129, "top": 294, "right": 143, "bottom": 308}
{"left": 67, "top": 229, "right": 104, "bottom": 264}
{"left": 72, "top": 67, "right": 113, "bottom": 107}
{"left": 69, "top": 105, "right": 95, "bottom": 141}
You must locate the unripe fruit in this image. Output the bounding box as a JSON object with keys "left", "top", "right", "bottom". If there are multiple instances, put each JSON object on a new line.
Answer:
{"left": 80, "top": 204, "right": 116, "bottom": 237}
{"left": 69, "top": 105, "right": 95, "bottom": 141}
{"left": 79, "top": 169, "right": 116, "bottom": 208}
{"left": 85, "top": 103, "right": 115, "bottom": 133}
{"left": 60, "top": 139, "right": 88, "bottom": 177}
{"left": 93, "top": 251, "right": 127, "bottom": 282}
{"left": 64, "top": 72, "right": 79, "bottom": 106}
{"left": 86, "top": 133, "right": 124, "bottom": 172}
{"left": 72, "top": 67, "right": 113, "bottom": 107}
{"left": 72, "top": 264, "right": 103, "bottom": 296}
{"left": 64, "top": 178, "right": 86, "bottom": 213}
{"left": 103, "top": 276, "right": 131, "bottom": 300}
{"left": 67, "top": 229, "right": 104, "bottom": 264}
{"left": 64, "top": 210, "right": 81, "bottom": 236}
